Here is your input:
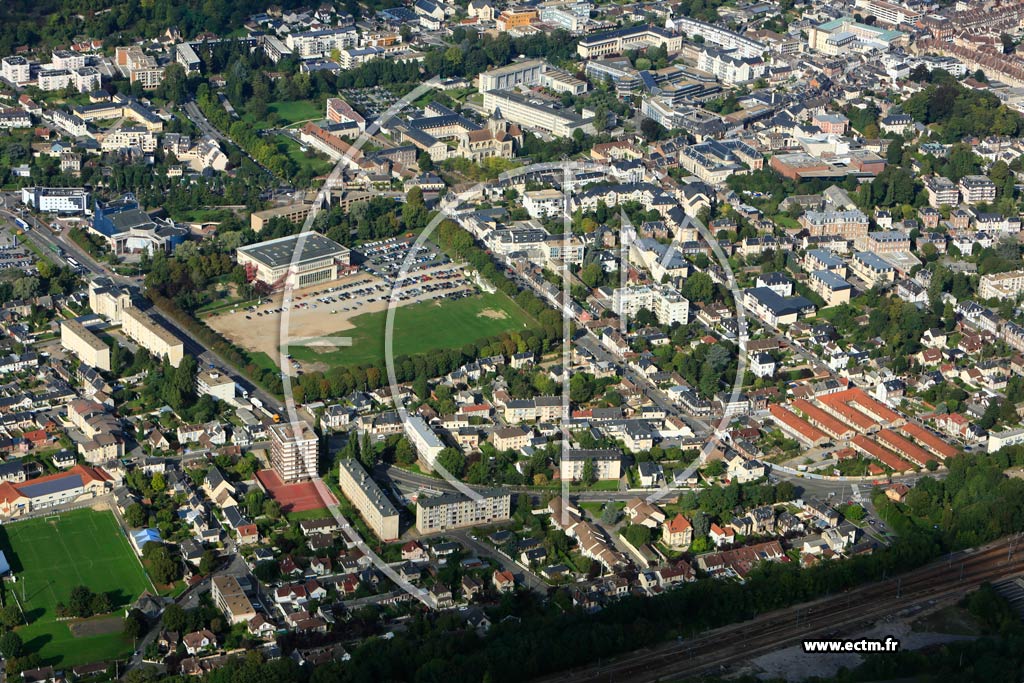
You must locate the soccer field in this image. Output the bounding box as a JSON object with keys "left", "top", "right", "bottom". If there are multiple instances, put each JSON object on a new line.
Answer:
{"left": 0, "top": 509, "right": 152, "bottom": 666}
{"left": 289, "top": 291, "right": 535, "bottom": 368}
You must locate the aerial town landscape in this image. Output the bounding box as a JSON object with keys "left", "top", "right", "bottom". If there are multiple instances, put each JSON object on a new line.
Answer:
{"left": 0, "top": 0, "right": 1024, "bottom": 681}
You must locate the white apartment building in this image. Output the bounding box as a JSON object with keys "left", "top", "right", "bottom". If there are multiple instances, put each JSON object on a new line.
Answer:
{"left": 60, "top": 319, "right": 111, "bottom": 371}
{"left": 37, "top": 69, "right": 73, "bottom": 91}
{"left": 959, "top": 175, "right": 997, "bottom": 204}
{"left": 52, "top": 49, "right": 86, "bottom": 70}
{"left": 20, "top": 187, "right": 90, "bottom": 214}
{"left": 121, "top": 307, "right": 184, "bottom": 367}
{"left": 523, "top": 188, "right": 564, "bottom": 219}
{"left": 286, "top": 27, "right": 359, "bottom": 58}
{"left": 1, "top": 56, "right": 31, "bottom": 84}
{"left": 196, "top": 369, "right": 236, "bottom": 401}
{"left": 269, "top": 421, "right": 319, "bottom": 482}
{"left": 612, "top": 285, "right": 690, "bottom": 326}
{"left": 560, "top": 449, "right": 622, "bottom": 481}
{"left": 696, "top": 47, "right": 765, "bottom": 85}
{"left": 405, "top": 415, "right": 444, "bottom": 470}
{"left": 979, "top": 270, "right": 1024, "bottom": 300}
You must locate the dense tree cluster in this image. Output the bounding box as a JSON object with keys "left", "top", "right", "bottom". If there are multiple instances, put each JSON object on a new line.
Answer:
{"left": 903, "top": 74, "right": 1024, "bottom": 142}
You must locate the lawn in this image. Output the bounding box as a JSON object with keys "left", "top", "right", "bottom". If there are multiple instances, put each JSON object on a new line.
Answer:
{"left": 285, "top": 506, "right": 333, "bottom": 522}
{"left": 289, "top": 291, "right": 535, "bottom": 368}
{"left": 276, "top": 134, "right": 333, "bottom": 176}
{"left": 0, "top": 509, "right": 152, "bottom": 666}
{"left": 244, "top": 100, "right": 323, "bottom": 129}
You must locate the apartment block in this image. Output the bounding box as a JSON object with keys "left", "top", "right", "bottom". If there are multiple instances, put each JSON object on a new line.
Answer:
{"left": 269, "top": 421, "right": 319, "bottom": 482}
{"left": 854, "top": 230, "right": 910, "bottom": 254}
{"left": 338, "top": 458, "right": 400, "bottom": 541}
{"left": 808, "top": 270, "right": 853, "bottom": 307}
{"left": 211, "top": 575, "right": 256, "bottom": 625}
{"left": 121, "top": 307, "right": 184, "bottom": 367}
{"left": 60, "top": 319, "right": 111, "bottom": 371}
{"left": 959, "top": 175, "right": 996, "bottom": 204}
{"left": 923, "top": 175, "right": 959, "bottom": 208}
{"left": 1, "top": 56, "right": 30, "bottom": 84}
{"left": 850, "top": 252, "right": 895, "bottom": 287}
{"left": 798, "top": 209, "right": 869, "bottom": 240}
{"left": 405, "top": 415, "right": 445, "bottom": 469}
{"left": 560, "top": 449, "right": 622, "bottom": 481}
{"left": 612, "top": 285, "right": 690, "bottom": 326}
{"left": 415, "top": 489, "right": 511, "bottom": 534}
{"left": 979, "top": 270, "right": 1024, "bottom": 300}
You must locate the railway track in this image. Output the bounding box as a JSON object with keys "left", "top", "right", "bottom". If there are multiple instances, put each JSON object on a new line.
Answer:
{"left": 537, "top": 535, "right": 1024, "bottom": 683}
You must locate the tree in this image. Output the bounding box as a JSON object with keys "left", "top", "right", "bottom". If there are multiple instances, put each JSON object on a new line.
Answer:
{"left": 0, "top": 632, "right": 23, "bottom": 659}
{"left": 0, "top": 606, "right": 20, "bottom": 630}
{"left": 842, "top": 504, "right": 866, "bottom": 522}
{"left": 263, "top": 500, "right": 282, "bottom": 520}
{"left": 681, "top": 272, "right": 714, "bottom": 303}
{"left": 640, "top": 117, "right": 664, "bottom": 142}
{"left": 124, "top": 503, "right": 147, "bottom": 528}
{"left": 161, "top": 604, "right": 187, "bottom": 634}
{"left": 145, "top": 546, "right": 179, "bottom": 586}
{"left": 436, "top": 448, "right": 466, "bottom": 478}
{"left": 68, "top": 586, "right": 94, "bottom": 618}
{"left": 623, "top": 524, "right": 651, "bottom": 547}
{"left": 199, "top": 550, "right": 218, "bottom": 575}
{"left": 600, "top": 504, "right": 621, "bottom": 524}
{"left": 124, "top": 609, "right": 146, "bottom": 640}
{"left": 580, "top": 459, "right": 596, "bottom": 486}
{"left": 150, "top": 472, "right": 165, "bottom": 493}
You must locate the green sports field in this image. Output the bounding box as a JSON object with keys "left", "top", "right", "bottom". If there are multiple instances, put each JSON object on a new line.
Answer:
{"left": 0, "top": 509, "right": 153, "bottom": 666}
{"left": 289, "top": 291, "right": 535, "bottom": 368}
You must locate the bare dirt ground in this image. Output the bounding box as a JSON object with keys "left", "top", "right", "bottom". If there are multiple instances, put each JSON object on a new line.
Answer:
{"left": 69, "top": 615, "right": 123, "bottom": 638}
{"left": 205, "top": 264, "right": 473, "bottom": 365}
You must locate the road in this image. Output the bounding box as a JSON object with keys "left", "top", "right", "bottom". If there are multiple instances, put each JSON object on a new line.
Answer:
{"left": 0, "top": 195, "right": 283, "bottom": 414}
{"left": 448, "top": 529, "right": 549, "bottom": 594}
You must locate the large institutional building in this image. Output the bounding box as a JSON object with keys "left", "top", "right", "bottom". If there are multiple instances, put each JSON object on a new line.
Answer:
{"left": 0, "top": 465, "right": 113, "bottom": 518}
{"left": 415, "top": 489, "right": 511, "bottom": 534}
{"left": 269, "top": 421, "right": 319, "bottom": 482}
{"left": 236, "top": 232, "right": 351, "bottom": 290}
{"left": 337, "top": 459, "right": 400, "bottom": 541}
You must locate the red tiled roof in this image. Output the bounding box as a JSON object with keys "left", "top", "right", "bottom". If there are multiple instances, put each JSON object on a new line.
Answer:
{"left": 851, "top": 435, "right": 913, "bottom": 473}
{"left": 899, "top": 422, "right": 958, "bottom": 460}
{"left": 792, "top": 399, "right": 854, "bottom": 439}
{"left": 770, "top": 404, "right": 829, "bottom": 444}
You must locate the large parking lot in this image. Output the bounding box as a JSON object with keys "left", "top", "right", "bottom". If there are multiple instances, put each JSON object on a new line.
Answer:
{"left": 205, "top": 236, "right": 477, "bottom": 371}
{"left": 0, "top": 228, "right": 40, "bottom": 275}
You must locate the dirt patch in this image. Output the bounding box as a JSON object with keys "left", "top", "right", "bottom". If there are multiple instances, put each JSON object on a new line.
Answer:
{"left": 69, "top": 615, "right": 123, "bottom": 638}
{"left": 478, "top": 308, "right": 509, "bottom": 320}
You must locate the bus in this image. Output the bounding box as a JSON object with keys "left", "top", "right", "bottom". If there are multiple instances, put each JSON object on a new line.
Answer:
{"left": 50, "top": 244, "right": 64, "bottom": 257}
{"left": 66, "top": 257, "right": 81, "bottom": 271}
{"left": 13, "top": 218, "right": 28, "bottom": 231}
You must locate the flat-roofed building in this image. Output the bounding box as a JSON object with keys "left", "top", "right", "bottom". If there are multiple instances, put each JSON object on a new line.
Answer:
{"left": 60, "top": 319, "right": 110, "bottom": 371}
{"left": 481, "top": 89, "right": 596, "bottom": 138}
{"left": 959, "top": 175, "right": 997, "bottom": 204}
{"left": 20, "top": 187, "right": 90, "bottom": 214}
{"left": 405, "top": 415, "right": 444, "bottom": 470}
{"left": 249, "top": 203, "right": 317, "bottom": 233}
{"left": 211, "top": 574, "right": 255, "bottom": 625}
{"left": 477, "top": 59, "right": 545, "bottom": 92}
{"left": 121, "top": 307, "right": 184, "bottom": 367}
{"left": 1, "top": 56, "right": 31, "bottom": 84}
{"left": 236, "top": 231, "right": 351, "bottom": 289}
{"left": 416, "top": 489, "right": 511, "bottom": 534}
{"left": 338, "top": 459, "right": 400, "bottom": 540}
{"left": 980, "top": 270, "right": 1024, "bottom": 300}
{"left": 923, "top": 175, "right": 959, "bottom": 208}
{"left": 269, "top": 421, "right": 319, "bottom": 482}
{"left": 197, "top": 369, "right": 235, "bottom": 401}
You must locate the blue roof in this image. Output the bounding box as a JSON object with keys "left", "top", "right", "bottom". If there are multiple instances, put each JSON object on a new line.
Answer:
{"left": 19, "top": 474, "right": 83, "bottom": 499}
{"left": 812, "top": 270, "right": 852, "bottom": 291}
{"left": 0, "top": 551, "right": 9, "bottom": 575}
{"left": 132, "top": 528, "right": 162, "bottom": 547}
{"left": 855, "top": 251, "right": 893, "bottom": 271}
